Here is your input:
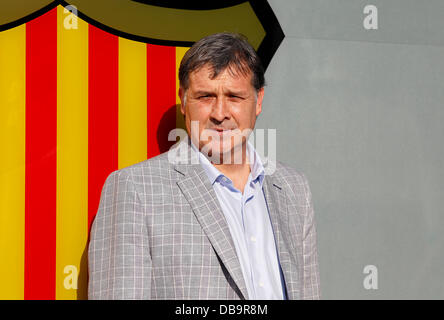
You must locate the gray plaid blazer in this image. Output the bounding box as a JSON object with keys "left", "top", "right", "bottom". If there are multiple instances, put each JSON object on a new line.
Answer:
{"left": 88, "top": 136, "right": 320, "bottom": 300}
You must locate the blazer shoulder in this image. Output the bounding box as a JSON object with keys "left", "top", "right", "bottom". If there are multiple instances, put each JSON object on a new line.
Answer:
{"left": 273, "top": 160, "right": 310, "bottom": 187}
{"left": 271, "top": 160, "right": 313, "bottom": 205}
{"left": 126, "top": 150, "right": 173, "bottom": 171}
{"left": 104, "top": 150, "right": 178, "bottom": 187}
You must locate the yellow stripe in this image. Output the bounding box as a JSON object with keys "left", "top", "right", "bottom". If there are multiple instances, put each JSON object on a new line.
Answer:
{"left": 0, "top": 25, "right": 26, "bottom": 300}
{"left": 175, "top": 47, "right": 188, "bottom": 131}
{"left": 118, "top": 38, "right": 147, "bottom": 169}
{"left": 56, "top": 5, "right": 89, "bottom": 300}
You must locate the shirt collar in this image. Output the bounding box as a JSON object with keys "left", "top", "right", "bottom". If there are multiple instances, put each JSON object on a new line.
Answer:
{"left": 190, "top": 138, "right": 265, "bottom": 187}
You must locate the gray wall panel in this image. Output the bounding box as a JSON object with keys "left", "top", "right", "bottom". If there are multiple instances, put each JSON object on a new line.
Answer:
{"left": 258, "top": 11, "right": 444, "bottom": 298}
{"left": 269, "top": 0, "right": 444, "bottom": 46}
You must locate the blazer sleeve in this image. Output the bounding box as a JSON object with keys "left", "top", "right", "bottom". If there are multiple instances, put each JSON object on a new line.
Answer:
{"left": 300, "top": 173, "right": 321, "bottom": 299}
{"left": 88, "top": 169, "right": 152, "bottom": 299}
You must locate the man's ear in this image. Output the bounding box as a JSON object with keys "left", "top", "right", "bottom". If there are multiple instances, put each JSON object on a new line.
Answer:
{"left": 255, "top": 87, "right": 264, "bottom": 117}
{"left": 179, "top": 87, "right": 186, "bottom": 115}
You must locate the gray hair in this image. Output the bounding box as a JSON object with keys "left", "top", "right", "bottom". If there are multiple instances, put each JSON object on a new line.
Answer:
{"left": 179, "top": 32, "right": 265, "bottom": 91}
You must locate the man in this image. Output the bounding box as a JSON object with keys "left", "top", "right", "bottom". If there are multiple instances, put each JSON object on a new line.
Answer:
{"left": 88, "top": 32, "right": 320, "bottom": 300}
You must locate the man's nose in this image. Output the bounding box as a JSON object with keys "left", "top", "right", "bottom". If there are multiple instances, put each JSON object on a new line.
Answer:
{"left": 210, "top": 97, "right": 230, "bottom": 123}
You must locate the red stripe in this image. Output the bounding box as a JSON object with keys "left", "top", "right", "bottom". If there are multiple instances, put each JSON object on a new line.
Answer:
{"left": 88, "top": 25, "right": 119, "bottom": 232}
{"left": 146, "top": 45, "right": 177, "bottom": 158}
{"left": 24, "top": 8, "right": 57, "bottom": 300}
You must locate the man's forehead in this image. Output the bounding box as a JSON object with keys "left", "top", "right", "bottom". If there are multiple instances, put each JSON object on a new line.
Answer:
{"left": 189, "top": 63, "right": 253, "bottom": 84}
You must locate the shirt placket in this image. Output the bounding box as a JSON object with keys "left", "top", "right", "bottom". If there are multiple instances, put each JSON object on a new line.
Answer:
{"left": 242, "top": 177, "right": 261, "bottom": 299}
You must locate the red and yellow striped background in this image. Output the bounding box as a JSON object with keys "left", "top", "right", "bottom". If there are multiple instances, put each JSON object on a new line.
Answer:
{"left": 0, "top": 5, "right": 188, "bottom": 299}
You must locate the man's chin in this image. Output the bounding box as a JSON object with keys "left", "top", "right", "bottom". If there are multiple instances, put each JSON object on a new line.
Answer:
{"left": 200, "top": 143, "right": 245, "bottom": 165}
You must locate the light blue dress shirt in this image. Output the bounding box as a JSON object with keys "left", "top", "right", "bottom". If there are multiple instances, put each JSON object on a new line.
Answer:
{"left": 190, "top": 140, "right": 287, "bottom": 300}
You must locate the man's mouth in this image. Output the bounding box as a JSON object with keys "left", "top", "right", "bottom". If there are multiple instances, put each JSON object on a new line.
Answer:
{"left": 211, "top": 129, "right": 234, "bottom": 137}
{"left": 201, "top": 128, "right": 238, "bottom": 142}
{"left": 209, "top": 128, "right": 234, "bottom": 132}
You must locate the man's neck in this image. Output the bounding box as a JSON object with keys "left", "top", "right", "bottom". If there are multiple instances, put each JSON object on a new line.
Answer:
{"left": 212, "top": 144, "right": 252, "bottom": 193}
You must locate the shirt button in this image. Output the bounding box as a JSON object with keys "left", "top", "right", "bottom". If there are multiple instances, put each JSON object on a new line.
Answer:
{"left": 250, "top": 236, "right": 256, "bottom": 242}
{"left": 259, "top": 282, "right": 264, "bottom": 288}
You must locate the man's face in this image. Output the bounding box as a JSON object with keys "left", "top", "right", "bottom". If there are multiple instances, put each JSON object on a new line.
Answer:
{"left": 179, "top": 64, "right": 264, "bottom": 162}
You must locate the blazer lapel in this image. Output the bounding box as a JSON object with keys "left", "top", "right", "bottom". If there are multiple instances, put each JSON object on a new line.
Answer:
{"left": 174, "top": 149, "right": 249, "bottom": 300}
{"left": 262, "top": 175, "right": 301, "bottom": 300}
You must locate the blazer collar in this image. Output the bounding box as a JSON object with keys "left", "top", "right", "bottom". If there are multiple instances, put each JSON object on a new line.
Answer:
{"left": 262, "top": 176, "right": 301, "bottom": 299}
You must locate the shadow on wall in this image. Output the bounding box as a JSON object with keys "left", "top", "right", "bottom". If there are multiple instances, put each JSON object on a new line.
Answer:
{"left": 156, "top": 103, "right": 187, "bottom": 154}
{"left": 78, "top": 244, "right": 88, "bottom": 299}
